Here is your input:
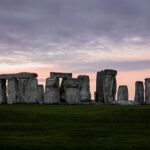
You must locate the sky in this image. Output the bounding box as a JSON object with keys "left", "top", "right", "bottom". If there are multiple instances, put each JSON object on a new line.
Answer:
{"left": 0, "top": 0, "right": 150, "bottom": 99}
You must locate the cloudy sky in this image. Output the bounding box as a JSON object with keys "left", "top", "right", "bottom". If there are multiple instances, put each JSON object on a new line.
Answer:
{"left": 0, "top": 0, "right": 150, "bottom": 99}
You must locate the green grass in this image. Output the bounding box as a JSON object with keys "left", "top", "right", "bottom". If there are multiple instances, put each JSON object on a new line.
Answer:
{"left": 0, "top": 105, "right": 150, "bottom": 150}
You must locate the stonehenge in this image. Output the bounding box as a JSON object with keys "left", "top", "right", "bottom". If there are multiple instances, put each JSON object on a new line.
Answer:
{"left": 0, "top": 70, "right": 150, "bottom": 105}
{"left": 134, "top": 81, "right": 144, "bottom": 104}
{"left": 95, "top": 69, "right": 117, "bottom": 104}
{"left": 0, "top": 72, "right": 41, "bottom": 104}
{"left": 117, "top": 85, "right": 128, "bottom": 101}
{"left": 44, "top": 72, "right": 91, "bottom": 104}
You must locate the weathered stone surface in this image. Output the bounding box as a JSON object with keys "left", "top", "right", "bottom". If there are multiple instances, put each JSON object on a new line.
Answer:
{"left": 65, "top": 79, "right": 80, "bottom": 104}
{"left": 37, "top": 85, "right": 44, "bottom": 103}
{"left": 46, "top": 77, "right": 59, "bottom": 88}
{"left": 50, "top": 72, "right": 72, "bottom": 79}
{"left": 134, "top": 81, "right": 144, "bottom": 104}
{"left": 0, "top": 72, "right": 38, "bottom": 79}
{"left": 18, "top": 79, "right": 27, "bottom": 103}
{"left": 117, "top": 85, "right": 128, "bottom": 101}
{"left": 145, "top": 78, "right": 150, "bottom": 104}
{"left": 78, "top": 75, "right": 91, "bottom": 101}
{"left": 44, "top": 78, "right": 60, "bottom": 104}
{"left": 7, "top": 78, "right": 18, "bottom": 104}
{"left": 96, "top": 69, "right": 117, "bottom": 103}
{"left": 0, "top": 79, "right": 7, "bottom": 104}
{"left": 18, "top": 78, "right": 39, "bottom": 103}
{"left": 25, "top": 78, "right": 39, "bottom": 103}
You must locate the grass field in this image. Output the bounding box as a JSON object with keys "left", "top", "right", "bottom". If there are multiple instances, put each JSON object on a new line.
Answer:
{"left": 0, "top": 105, "right": 150, "bottom": 150}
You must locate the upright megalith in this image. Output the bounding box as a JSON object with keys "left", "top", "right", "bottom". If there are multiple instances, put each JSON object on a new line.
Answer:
{"left": 17, "top": 73, "right": 39, "bottom": 104}
{"left": 65, "top": 78, "right": 80, "bottom": 104}
{"left": 50, "top": 72, "right": 73, "bottom": 103}
{"left": 0, "top": 79, "right": 7, "bottom": 104}
{"left": 134, "top": 81, "right": 144, "bottom": 104}
{"left": 25, "top": 78, "right": 39, "bottom": 103}
{"left": 78, "top": 75, "right": 91, "bottom": 101}
{"left": 44, "top": 78, "right": 60, "bottom": 104}
{"left": 95, "top": 69, "right": 117, "bottom": 103}
{"left": 0, "top": 72, "right": 39, "bottom": 104}
{"left": 145, "top": 78, "right": 150, "bottom": 104}
{"left": 7, "top": 78, "right": 18, "bottom": 104}
{"left": 38, "top": 85, "right": 44, "bottom": 103}
{"left": 117, "top": 85, "right": 128, "bottom": 101}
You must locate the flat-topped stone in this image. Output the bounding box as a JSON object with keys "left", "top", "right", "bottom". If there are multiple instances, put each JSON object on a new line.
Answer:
{"left": 145, "top": 78, "right": 150, "bottom": 104}
{"left": 0, "top": 72, "right": 38, "bottom": 79}
{"left": 117, "top": 85, "right": 128, "bottom": 101}
{"left": 134, "top": 81, "right": 144, "bottom": 104}
{"left": 50, "top": 72, "right": 72, "bottom": 79}
{"left": 103, "top": 69, "right": 117, "bottom": 76}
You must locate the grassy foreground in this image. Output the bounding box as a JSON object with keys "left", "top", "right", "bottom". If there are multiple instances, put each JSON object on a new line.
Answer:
{"left": 0, "top": 105, "right": 150, "bottom": 150}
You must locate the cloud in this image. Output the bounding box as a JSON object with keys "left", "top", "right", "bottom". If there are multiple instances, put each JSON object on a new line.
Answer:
{"left": 0, "top": 0, "right": 149, "bottom": 73}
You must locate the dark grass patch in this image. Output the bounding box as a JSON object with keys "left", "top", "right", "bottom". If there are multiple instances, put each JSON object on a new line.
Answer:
{"left": 0, "top": 105, "right": 150, "bottom": 150}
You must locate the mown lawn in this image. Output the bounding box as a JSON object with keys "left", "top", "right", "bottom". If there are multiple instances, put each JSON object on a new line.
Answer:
{"left": 0, "top": 105, "right": 150, "bottom": 150}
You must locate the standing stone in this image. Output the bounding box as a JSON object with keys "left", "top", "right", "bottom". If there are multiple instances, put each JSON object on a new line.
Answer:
{"left": 145, "top": 78, "right": 150, "bottom": 104}
{"left": 0, "top": 79, "right": 7, "bottom": 104}
{"left": 7, "top": 78, "right": 18, "bottom": 104}
{"left": 95, "top": 69, "right": 117, "bottom": 103}
{"left": 78, "top": 75, "right": 91, "bottom": 101}
{"left": 38, "top": 85, "right": 44, "bottom": 103}
{"left": 44, "top": 78, "right": 60, "bottom": 104}
{"left": 18, "top": 79, "right": 27, "bottom": 103}
{"left": 65, "top": 79, "right": 80, "bottom": 104}
{"left": 18, "top": 78, "right": 39, "bottom": 103}
{"left": 117, "top": 85, "right": 128, "bottom": 101}
{"left": 134, "top": 81, "right": 144, "bottom": 104}
{"left": 25, "top": 78, "right": 39, "bottom": 103}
